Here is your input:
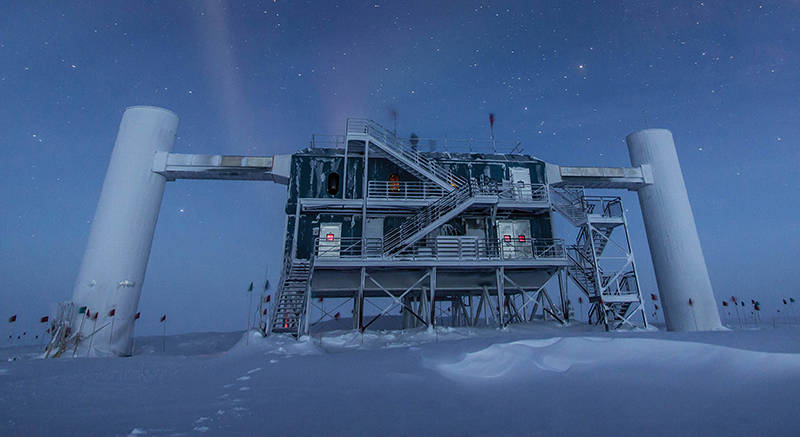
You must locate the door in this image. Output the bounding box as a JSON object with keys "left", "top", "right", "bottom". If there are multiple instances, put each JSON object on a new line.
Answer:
{"left": 318, "top": 223, "right": 342, "bottom": 258}
{"left": 510, "top": 167, "right": 532, "bottom": 201}
{"left": 496, "top": 219, "right": 532, "bottom": 259}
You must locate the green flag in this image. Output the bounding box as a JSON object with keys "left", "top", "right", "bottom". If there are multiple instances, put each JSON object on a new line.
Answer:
{"left": 791, "top": 298, "right": 796, "bottom": 303}
{"left": 78, "top": 306, "right": 87, "bottom": 314}
{"left": 247, "top": 282, "right": 253, "bottom": 292}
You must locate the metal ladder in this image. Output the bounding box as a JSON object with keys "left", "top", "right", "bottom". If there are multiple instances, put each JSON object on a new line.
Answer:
{"left": 269, "top": 259, "right": 313, "bottom": 336}
{"left": 383, "top": 182, "right": 477, "bottom": 256}
{"left": 346, "top": 118, "right": 468, "bottom": 191}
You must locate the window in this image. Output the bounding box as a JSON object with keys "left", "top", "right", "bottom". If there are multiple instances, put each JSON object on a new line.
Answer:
{"left": 327, "top": 172, "right": 340, "bottom": 196}
{"left": 389, "top": 173, "right": 400, "bottom": 192}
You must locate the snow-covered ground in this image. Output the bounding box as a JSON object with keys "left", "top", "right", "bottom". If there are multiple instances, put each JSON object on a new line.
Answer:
{"left": 2, "top": 323, "right": 800, "bottom": 436}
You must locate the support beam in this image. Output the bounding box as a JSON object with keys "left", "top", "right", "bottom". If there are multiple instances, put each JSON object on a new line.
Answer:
{"left": 71, "top": 106, "right": 179, "bottom": 356}
{"left": 626, "top": 129, "right": 722, "bottom": 331}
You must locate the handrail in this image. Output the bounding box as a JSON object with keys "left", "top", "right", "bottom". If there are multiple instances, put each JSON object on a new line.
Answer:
{"left": 314, "top": 236, "right": 566, "bottom": 261}
{"left": 367, "top": 181, "right": 447, "bottom": 201}
{"left": 347, "top": 118, "right": 469, "bottom": 188}
{"left": 346, "top": 118, "right": 523, "bottom": 154}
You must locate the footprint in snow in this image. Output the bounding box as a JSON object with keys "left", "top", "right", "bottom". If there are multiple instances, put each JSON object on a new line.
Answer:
{"left": 236, "top": 376, "right": 250, "bottom": 381}
{"left": 238, "top": 386, "right": 250, "bottom": 391}
{"left": 223, "top": 383, "right": 234, "bottom": 388}
{"left": 247, "top": 367, "right": 264, "bottom": 374}
{"left": 195, "top": 417, "right": 210, "bottom": 424}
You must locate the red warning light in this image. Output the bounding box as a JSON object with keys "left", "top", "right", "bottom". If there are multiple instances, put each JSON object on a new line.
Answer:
{"left": 326, "top": 234, "right": 334, "bottom": 241}
{"left": 504, "top": 235, "right": 511, "bottom": 242}
{"left": 518, "top": 235, "right": 526, "bottom": 242}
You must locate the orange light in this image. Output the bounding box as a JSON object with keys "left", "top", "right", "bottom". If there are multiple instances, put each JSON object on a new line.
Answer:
{"left": 518, "top": 235, "right": 526, "bottom": 242}
{"left": 326, "top": 234, "right": 334, "bottom": 241}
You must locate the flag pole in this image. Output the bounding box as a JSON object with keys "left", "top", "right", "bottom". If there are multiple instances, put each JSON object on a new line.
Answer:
{"left": 161, "top": 315, "right": 166, "bottom": 352}
{"left": 246, "top": 282, "right": 254, "bottom": 345}
{"left": 688, "top": 299, "right": 698, "bottom": 330}
{"left": 86, "top": 312, "right": 98, "bottom": 356}
{"left": 107, "top": 309, "right": 117, "bottom": 350}
{"left": 8, "top": 315, "right": 17, "bottom": 345}
{"left": 73, "top": 308, "right": 88, "bottom": 357}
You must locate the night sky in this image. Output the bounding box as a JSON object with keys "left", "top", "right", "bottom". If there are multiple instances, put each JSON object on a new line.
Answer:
{"left": 2, "top": 1, "right": 798, "bottom": 337}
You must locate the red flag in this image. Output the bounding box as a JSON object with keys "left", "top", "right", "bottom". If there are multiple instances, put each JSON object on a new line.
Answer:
{"left": 8, "top": 315, "right": 16, "bottom": 323}
{"left": 318, "top": 297, "right": 324, "bottom": 302}
{"left": 754, "top": 304, "right": 761, "bottom": 311}
{"left": 688, "top": 298, "right": 693, "bottom": 306}
{"left": 134, "top": 312, "right": 141, "bottom": 320}
{"left": 108, "top": 309, "right": 116, "bottom": 317}
{"left": 40, "top": 316, "right": 49, "bottom": 323}
{"left": 654, "top": 304, "right": 659, "bottom": 310}
{"left": 160, "top": 315, "right": 166, "bottom": 322}
{"left": 722, "top": 301, "right": 728, "bottom": 307}
{"left": 489, "top": 113, "right": 495, "bottom": 128}
{"left": 263, "top": 309, "right": 268, "bottom": 315}
{"left": 651, "top": 294, "right": 658, "bottom": 301}
{"left": 578, "top": 297, "right": 583, "bottom": 304}
{"left": 92, "top": 312, "right": 98, "bottom": 320}
{"left": 731, "top": 296, "right": 737, "bottom": 303}
{"left": 86, "top": 310, "right": 91, "bottom": 318}
{"left": 266, "top": 295, "right": 271, "bottom": 303}
{"left": 334, "top": 312, "right": 340, "bottom": 321}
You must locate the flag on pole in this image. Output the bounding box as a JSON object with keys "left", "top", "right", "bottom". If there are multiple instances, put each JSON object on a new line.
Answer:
{"left": 266, "top": 295, "right": 271, "bottom": 302}
{"left": 489, "top": 113, "right": 495, "bottom": 128}
{"left": 722, "top": 301, "right": 729, "bottom": 307}
{"left": 86, "top": 310, "right": 91, "bottom": 318}
{"left": 651, "top": 294, "right": 658, "bottom": 301}
{"left": 755, "top": 303, "right": 761, "bottom": 311}
{"left": 791, "top": 298, "right": 796, "bottom": 303}
{"left": 578, "top": 297, "right": 583, "bottom": 304}
{"left": 263, "top": 309, "right": 267, "bottom": 315}
{"left": 160, "top": 315, "right": 166, "bottom": 323}
{"left": 688, "top": 298, "right": 693, "bottom": 306}
{"left": 108, "top": 309, "right": 116, "bottom": 317}
{"left": 92, "top": 312, "right": 98, "bottom": 320}
{"left": 334, "top": 312, "right": 340, "bottom": 321}
{"left": 784, "top": 299, "right": 788, "bottom": 305}
{"left": 135, "top": 312, "right": 141, "bottom": 320}
{"left": 247, "top": 282, "right": 253, "bottom": 293}
{"left": 40, "top": 316, "right": 49, "bottom": 323}
{"left": 654, "top": 304, "right": 659, "bottom": 310}
{"left": 78, "top": 306, "right": 87, "bottom": 314}
{"left": 731, "top": 296, "right": 737, "bottom": 303}
{"left": 8, "top": 315, "right": 16, "bottom": 323}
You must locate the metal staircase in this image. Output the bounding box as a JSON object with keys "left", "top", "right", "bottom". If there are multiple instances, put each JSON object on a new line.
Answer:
{"left": 269, "top": 258, "right": 313, "bottom": 336}
{"left": 551, "top": 187, "right": 647, "bottom": 330}
{"left": 383, "top": 182, "right": 477, "bottom": 256}
{"left": 346, "top": 118, "right": 468, "bottom": 191}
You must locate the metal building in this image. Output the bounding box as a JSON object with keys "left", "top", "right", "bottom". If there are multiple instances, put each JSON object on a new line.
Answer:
{"left": 264, "top": 119, "right": 651, "bottom": 336}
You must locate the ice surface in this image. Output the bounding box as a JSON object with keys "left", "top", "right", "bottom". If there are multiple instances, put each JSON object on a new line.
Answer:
{"left": 2, "top": 323, "right": 800, "bottom": 436}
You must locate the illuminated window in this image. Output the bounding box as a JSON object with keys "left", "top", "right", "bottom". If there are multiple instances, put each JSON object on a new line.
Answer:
{"left": 326, "top": 234, "right": 334, "bottom": 241}
{"left": 389, "top": 174, "right": 400, "bottom": 192}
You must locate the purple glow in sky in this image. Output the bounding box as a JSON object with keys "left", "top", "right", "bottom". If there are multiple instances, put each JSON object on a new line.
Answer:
{"left": 1, "top": 1, "right": 798, "bottom": 336}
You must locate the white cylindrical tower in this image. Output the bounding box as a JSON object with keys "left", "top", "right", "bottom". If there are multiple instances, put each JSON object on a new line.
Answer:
{"left": 71, "top": 106, "right": 179, "bottom": 356}
{"left": 626, "top": 129, "right": 721, "bottom": 331}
